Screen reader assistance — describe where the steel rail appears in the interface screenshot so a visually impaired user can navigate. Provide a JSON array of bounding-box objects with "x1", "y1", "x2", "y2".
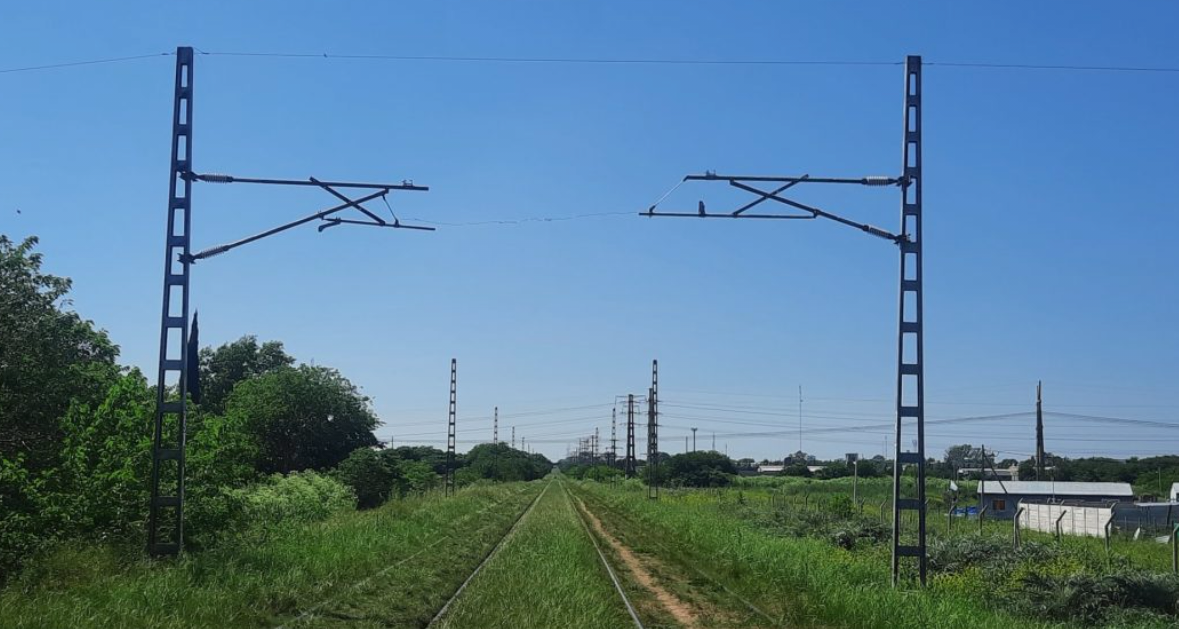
[
  {"x1": 275, "y1": 484, "x2": 535, "y2": 629},
  {"x1": 562, "y1": 482, "x2": 646, "y2": 629},
  {"x1": 426, "y1": 480, "x2": 553, "y2": 628},
  {"x1": 572, "y1": 486, "x2": 780, "y2": 627}
]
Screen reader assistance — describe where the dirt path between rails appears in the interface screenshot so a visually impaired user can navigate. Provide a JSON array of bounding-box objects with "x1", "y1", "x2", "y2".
[{"x1": 574, "y1": 497, "x2": 699, "y2": 628}]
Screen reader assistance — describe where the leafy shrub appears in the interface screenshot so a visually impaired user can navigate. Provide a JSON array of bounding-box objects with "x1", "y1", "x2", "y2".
[
  {"x1": 1014, "y1": 571, "x2": 1179, "y2": 625},
  {"x1": 215, "y1": 471, "x2": 354, "y2": 544}
]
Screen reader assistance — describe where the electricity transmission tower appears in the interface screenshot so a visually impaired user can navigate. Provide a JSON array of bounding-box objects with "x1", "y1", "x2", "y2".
[
  {"x1": 148, "y1": 47, "x2": 431, "y2": 557},
  {"x1": 609, "y1": 408, "x2": 618, "y2": 467},
  {"x1": 626, "y1": 394, "x2": 637, "y2": 477},
  {"x1": 445, "y1": 359, "x2": 457, "y2": 497},
  {"x1": 643, "y1": 57, "x2": 926, "y2": 585}
]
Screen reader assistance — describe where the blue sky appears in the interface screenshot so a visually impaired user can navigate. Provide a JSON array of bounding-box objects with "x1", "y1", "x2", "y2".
[{"x1": 3, "y1": 1, "x2": 1178, "y2": 463}]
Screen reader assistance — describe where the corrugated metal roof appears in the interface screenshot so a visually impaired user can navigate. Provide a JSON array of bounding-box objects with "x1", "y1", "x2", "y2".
[{"x1": 978, "y1": 480, "x2": 1134, "y2": 497}]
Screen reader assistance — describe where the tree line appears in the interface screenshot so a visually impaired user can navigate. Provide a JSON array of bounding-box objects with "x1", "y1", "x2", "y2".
[{"x1": 0, "y1": 235, "x2": 549, "y2": 579}]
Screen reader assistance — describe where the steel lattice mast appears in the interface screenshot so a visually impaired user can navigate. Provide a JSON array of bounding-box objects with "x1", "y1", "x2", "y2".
[
  {"x1": 641, "y1": 57, "x2": 926, "y2": 585},
  {"x1": 148, "y1": 47, "x2": 431, "y2": 556},
  {"x1": 445, "y1": 359, "x2": 457, "y2": 497}
]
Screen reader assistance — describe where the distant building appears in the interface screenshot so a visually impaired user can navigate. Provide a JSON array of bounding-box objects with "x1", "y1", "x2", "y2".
[
  {"x1": 978, "y1": 480, "x2": 1134, "y2": 519},
  {"x1": 756, "y1": 464, "x2": 785, "y2": 475},
  {"x1": 1171, "y1": 482, "x2": 1178, "y2": 502},
  {"x1": 957, "y1": 465, "x2": 1018, "y2": 481}
]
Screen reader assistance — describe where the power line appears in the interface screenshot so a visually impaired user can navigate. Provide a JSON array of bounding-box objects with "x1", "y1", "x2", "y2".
[
  {"x1": 198, "y1": 49, "x2": 901, "y2": 68},
  {"x1": 0, "y1": 52, "x2": 173, "y2": 74},
  {"x1": 403, "y1": 211, "x2": 633, "y2": 227},
  {"x1": 6, "y1": 50, "x2": 1179, "y2": 76}
]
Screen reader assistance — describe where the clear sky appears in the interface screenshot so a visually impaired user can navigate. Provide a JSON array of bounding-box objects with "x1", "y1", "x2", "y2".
[{"x1": 3, "y1": 1, "x2": 1178, "y2": 464}]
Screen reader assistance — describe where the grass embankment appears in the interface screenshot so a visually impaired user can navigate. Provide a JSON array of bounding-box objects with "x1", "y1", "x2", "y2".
[
  {"x1": 437, "y1": 480, "x2": 635, "y2": 629},
  {"x1": 0, "y1": 482, "x2": 541, "y2": 629},
  {"x1": 575, "y1": 481, "x2": 1179, "y2": 629},
  {"x1": 732, "y1": 475, "x2": 1175, "y2": 572}
]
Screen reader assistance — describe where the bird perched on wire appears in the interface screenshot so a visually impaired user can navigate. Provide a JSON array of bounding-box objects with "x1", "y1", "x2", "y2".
[{"x1": 698, "y1": 200, "x2": 706, "y2": 216}]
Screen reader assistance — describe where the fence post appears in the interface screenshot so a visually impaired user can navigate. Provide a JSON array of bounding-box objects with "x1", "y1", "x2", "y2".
[
  {"x1": 879, "y1": 499, "x2": 888, "y2": 524},
  {"x1": 1098, "y1": 515, "x2": 1108, "y2": 555},
  {"x1": 1172, "y1": 523, "x2": 1178, "y2": 574},
  {"x1": 978, "y1": 505, "x2": 988, "y2": 536},
  {"x1": 1055, "y1": 509, "x2": 1068, "y2": 542},
  {"x1": 1014, "y1": 507, "x2": 1025, "y2": 550},
  {"x1": 947, "y1": 499, "x2": 957, "y2": 537}
]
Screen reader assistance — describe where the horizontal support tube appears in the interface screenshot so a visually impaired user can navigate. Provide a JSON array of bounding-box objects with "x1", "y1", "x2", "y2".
[
  {"x1": 685, "y1": 173, "x2": 901, "y2": 186},
  {"x1": 320, "y1": 217, "x2": 436, "y2": 231},
  {"x1": 188, "y1": 172, "x2": 428, "y2": 191},
  {"x1": 641, "y1": 211, "x2": 815, "y2": 220}
]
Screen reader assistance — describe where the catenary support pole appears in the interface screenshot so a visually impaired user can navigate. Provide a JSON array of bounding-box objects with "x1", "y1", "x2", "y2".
[
  {"x1": 445, "y1": 359, "x2": 457, "y2": 497},
  {"x1": 891, "y1": 55, "x2": 927, "y2": 587},
  {"x1": 647, "y1": 360, "x2": 659, "y2": 500},
  {"x1": 1036, "y1": 381, "x2": 1045, "y2": 480},
  {"x1": 148, "y1": 46, "x2": 195, "y2": 557}
]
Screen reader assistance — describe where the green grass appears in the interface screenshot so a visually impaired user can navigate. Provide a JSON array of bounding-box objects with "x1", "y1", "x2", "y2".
[
  {"x1": 0, "y1": 482, "x2": 542, "y2": 629},
  {"x1": 575, "y1": 480, "x2": 1179, "y2": 629},
  {"x1": 437, "y1": 480, "x2": 636, "y2": 629}
]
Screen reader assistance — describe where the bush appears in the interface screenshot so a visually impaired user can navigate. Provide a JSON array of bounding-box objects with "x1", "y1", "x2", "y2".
[
  {"x1": 1015, "y1": 571, "x2": 1179, "y2": 625},
  {"x1": 781, "y1": 463, "x2": 812, "y2": 477},
  {"x1": 220, "y1": 471, "x2": 355, "y2": 542}
]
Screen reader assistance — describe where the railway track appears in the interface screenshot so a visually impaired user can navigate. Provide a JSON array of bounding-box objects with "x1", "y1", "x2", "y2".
[
  {"x1": 425, "y1": 480, "x2": 553, "y2": 628},
  {"x1": 276, "y1": 484, "x2": 538, "y2": 629},
  {"x1": 427, "y1": 478, "x2": 645, "y2": 629},
  {"x1": 561, "y1": 481, "x2": 646, "y2": 629},
  {"x1": 569, "y1": 485, "x2": 781, "y2": 628}
]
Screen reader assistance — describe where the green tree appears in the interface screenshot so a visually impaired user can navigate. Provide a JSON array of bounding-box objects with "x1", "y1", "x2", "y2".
[
  {"x1": 335, "y1": 447, "x2": 400, "y2": 509},
  {"x1": 0, "y1": 236, "x2": 119, "y2": 467},
  {"x1": 0, "y1": 235, "x2": 121, "y2": 575},
  {"x1": 461, "y1": 444, "x2": 551, "y2": 482},
  {"x1": 198, "y1": 336, "x2": 294, "y2": 415},
  {"x1": 663, "y1": 451, "x2": 737, "y2": 487},
  {"x1": 224, "y1": 365, "x2": 379, "y2": 474},
  {"x1": 943, "y1": 444, "x2": 985, "y2": 472},
  {"x1": 395, "y1": 459, "x2": 440, "y2": 493}
]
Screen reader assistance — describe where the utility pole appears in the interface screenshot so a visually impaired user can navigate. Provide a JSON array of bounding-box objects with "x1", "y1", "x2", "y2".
[
  {"x1": 648, "y1": 360, "x2": 660, "y2": 500},
  {"x1": 146, "y1": 48, "x2": 432, "y2": 557},
  {"x1": 493, "y1": 407, "x2": 498, "y2": 445},
  {"x1": 712, "y1": 432, "x2": 716, "y2": 452},
  {"x1": 1035, "y1": 381, "x2": 1045, "y2": 480},
  {"x1": 626, "y1": 394, "x2": 637, "y2": 477},
  {"x1": 685, "y1": 436, "x2": 689, "y2": 453},
  {"x1": 692, "y1": 427, "x2": 698, "y2": 452},
  {"x1": 641, "y1": 57, "x2": 926, "y2": 586},
  {"x1": 512, "y1": 425, "x2": 516, "y2": 449},
  {"x1": 798, "y1": 385, "x2": 804, "y2": 453}
]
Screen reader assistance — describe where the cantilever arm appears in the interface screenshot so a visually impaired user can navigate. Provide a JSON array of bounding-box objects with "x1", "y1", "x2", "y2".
[
  {"x1": 183, "y1": 189, "x2": 392, "y2": 262},
  {"x1": 727, "y1": 181, "x2": 902, "y2": 242},
  {"x1": 642, "y1": 172, "x2": 904, "y2": 244}
]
